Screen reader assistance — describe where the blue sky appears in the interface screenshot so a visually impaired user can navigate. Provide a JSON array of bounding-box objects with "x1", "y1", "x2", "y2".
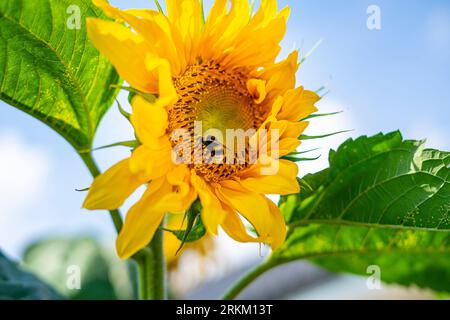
[{"x1": 0, "y1": 0, "x2": 449, "y2": 264}]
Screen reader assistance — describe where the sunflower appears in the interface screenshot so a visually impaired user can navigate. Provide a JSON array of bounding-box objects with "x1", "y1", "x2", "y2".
[{"x1": 83, "y1": 0, "x2": 319, "y2": 259}]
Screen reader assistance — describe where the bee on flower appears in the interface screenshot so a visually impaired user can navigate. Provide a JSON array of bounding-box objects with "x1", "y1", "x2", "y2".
[{"x1": 83, "y1": 0, "x2": 319, "y2": 259}]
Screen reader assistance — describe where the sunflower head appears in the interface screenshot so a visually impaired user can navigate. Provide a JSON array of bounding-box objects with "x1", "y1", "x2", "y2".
[{"x1": 83, "y1": 0, "x2": 319, "y2": 259}]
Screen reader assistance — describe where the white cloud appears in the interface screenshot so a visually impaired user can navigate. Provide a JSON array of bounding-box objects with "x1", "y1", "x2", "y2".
[{"x1": 0, "y1": 130, "x2": 50, "y2": 257}]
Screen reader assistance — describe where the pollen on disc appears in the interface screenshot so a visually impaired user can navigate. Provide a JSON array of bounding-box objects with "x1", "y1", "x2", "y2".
[{"x1": 167, "y1": 61, "x2": 270, "y2": 182}]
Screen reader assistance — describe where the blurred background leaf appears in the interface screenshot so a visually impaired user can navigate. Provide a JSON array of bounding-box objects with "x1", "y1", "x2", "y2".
[
  {"x1": 0, "y1": 250, "x2": 62, "y2": 300},
  {"x1": 0, "y1": 0, "x2": 121, "y2": 152},
  {"x1": 21, "y1": 237, "x2": 138, "y2": 300},
  {"x1": 273, "y1": 131, "x2": 450, "y2": 293}
]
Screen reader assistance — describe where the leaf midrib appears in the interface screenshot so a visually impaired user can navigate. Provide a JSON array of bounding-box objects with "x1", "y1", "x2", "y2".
[
  {"x1": 297, "y1": 147, "x2": 415, "y2": 222},
  {"x1": 288, "y1": 176, "x2": 449, "y2": 232},
  {"x1": 271, "y1": 246, "x2": 450, "y2": 266},
  {"x1": 0, "y1": 9, "x2": 93, "y2": 146},
  {"x1": 336, "y1": 171, "x2": 447, "y2": 223},
  {"x1": 288, "y1": 146, "x2": 449, "y2": 231},
  {"x1": 288, "y1": 218, "x2": 450, "y2": 233}
]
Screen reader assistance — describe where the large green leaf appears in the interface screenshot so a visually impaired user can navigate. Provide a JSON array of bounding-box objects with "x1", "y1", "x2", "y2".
[
  {"x1": 272, "y1": 132, "x2": 450, "y2": 292},
  {"x1": 0, "y1": 0, "x2": 120, "y2": 151},
  {"x1": 272, "y1": 225, "x2": 450, "y2": 292},
  {"x1": 0, "y1": 250, "x2": 62, "y2": 300},
  {"x1": 282, "y1": 131, "x2": 450, "y2": 231}
]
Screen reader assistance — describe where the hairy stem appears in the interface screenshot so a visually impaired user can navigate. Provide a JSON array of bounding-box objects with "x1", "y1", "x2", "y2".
[{"x1": 134, "y1": 227, "x2": 166, "y2": 300}]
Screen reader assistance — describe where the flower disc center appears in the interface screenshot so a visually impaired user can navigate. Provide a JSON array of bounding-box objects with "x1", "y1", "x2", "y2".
[
  {"x1": 168, "y1": 61, "x2": 267, "y2": 181},
  {"x1": 195, "y1": 86, "x2": 254, "y2": 137}
]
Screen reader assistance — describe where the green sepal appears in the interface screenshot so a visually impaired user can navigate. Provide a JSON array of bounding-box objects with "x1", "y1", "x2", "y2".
[
  {"x1": 282, "y1": 155, "x2": 321, "y2": 162},
  {"x1": 92, "y1": 140, "x2": 140, "y2": 151},
  {"x1": 302, "y1": 111, "x2": 343, "y2": 121},
  {"x1": 163, "y1": 200, "x2": 206, "y2": 253},
  {"x1": 299, "y1": 130, "x2": 352, "y2": 140}
]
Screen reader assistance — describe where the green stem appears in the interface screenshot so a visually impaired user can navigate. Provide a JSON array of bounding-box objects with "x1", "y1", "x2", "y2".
[
  {"x1": 79, "y1": 152, "x2": 123, "y2": 232},
  {"x1": 80, "y1": 152, "x2": 166, "y2": 300},
  {"x1": 134, "y1": 227, "x2": 166, "y2": 300},
  {"x1": 222, "y1": 259, "x2": 278, "y2": 300}
]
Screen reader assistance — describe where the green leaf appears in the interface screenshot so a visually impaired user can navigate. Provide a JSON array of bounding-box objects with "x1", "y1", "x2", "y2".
[
  {"x1": 22, "y1": 237, "x2": 138, "y2": 300},
  {"x1": 272, "y1": 131, "x2": 450, "y2": 292},
  {"x1": 283, "y1": 131, "x2": 450, "y2": 231},
  {"x1": 0, "y1": 250, "x2": 63, "y2": 300},
  {"x1": 272, "y1": 225, "x2": 450, "y2": 293},
  {"x1": 0, "y1": 0, "x2": 121, "y2": 152}
]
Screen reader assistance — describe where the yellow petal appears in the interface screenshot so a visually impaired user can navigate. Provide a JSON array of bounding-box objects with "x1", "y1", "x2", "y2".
[
  {"x1": 221, "y1": 209, "x2": 260, "y2": 243},
  {"x1": 83, "y1": 159, "x2": 142, "y2": 210},
  {"x1": 167, "y1": 165, "x2": 198, "y2": 211},
  {"x1": 278, "y1": 138, "x2": 301, "y2": 156},
  {"x1": 117, "y1": 167, "x2": 196, "y2": 259},
  {"x1": 219, "y1": 7, "x2": 288, "y2": 69},
  {"x1": 146, "y1": 58, "x2": 178, "y2": 106},
  {"x1": 167, "y1": 0, "x2": 202, "y2": 39},
  {"x1": 131, "y1": 95, "x2": 168, "y2": 142},
  {"x1": 166, "y1": 0, "x2": 203, "y2": 66},
  {"x1": 281, "y1": 121, "x2": 309, "y2": 155},
  {"x1": 92, "y1": 0, "x2": 121, "y2": 18},
  {"x1": 116, "y1": 178, "x2": 168, "y2": 259},
  {"x1": 201, "y1": 0, "x2": 288, "y2": 70},
  {"x1": 216, "y1": 180, "x2": 272, "y2": 241},
  {"x1": 252, "y1": 0, "x2": 279, "y2": 26},
  {"x1": 129, "y1": 140, "x2": 174, "y2": 181},
  {"x1": 265, "y1": 198, "x2": 287, "y2": 249},
  {"x1": 191, "y1": 172, "x2": 227, "y2": 235},
  {"x1": 277, "y1": 87, "x2": 320, "y2": 121},
  {"x1": 276, "y1": 121, "x2": 309, "y2": 156},
  {"x1": 239, "y1": 159, "x2": 299, "y2": 195},
  {"x1": 86, "y1": 18, "x2": 154, "y2": 92},
  {"x1": 281, "y1": 121, "x2": 309, "y2": 139},
  {"x1": 218, "y1": 180, "x2": 287, "y2": 249},
  {"x1": 163, "y1": 213, "x2": 188, "y2": 265},
  {"x1": 205, "y1": 0, "x2": 227, "y2": 24},
  {"x1": 124, "y1": 9, "x2": 159, "y2": 20},
  {"x1": 259, "y1": 51, "x2": 299, "y2": 102},
  {"x1": 247, "y1": 79, "x2": 267, "y2": 104},
  {"x1": 164, "y1": 230, "x2": 181, "y2": 266},
  {"x1": 93, "y1": 0, "x2": 185, "y2": 71},
  {"x1": 258, "y1": 120, "x2": 309, "y2": 157},
  {"x1": 130, "y1": 59, "x2": 177, "y2": 145}
]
